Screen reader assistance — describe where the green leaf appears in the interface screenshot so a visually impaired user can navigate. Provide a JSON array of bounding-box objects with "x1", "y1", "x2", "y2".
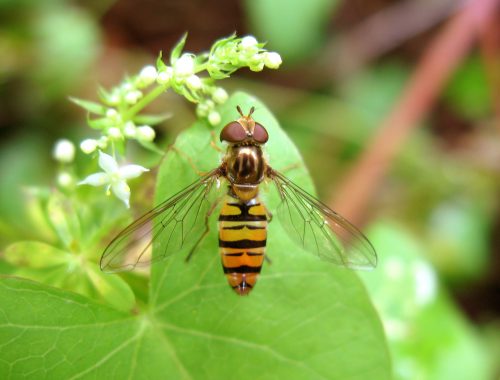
[
  {"x1": 133, "y1": 112, "x2": 172, "y2": 125},
  {"x1": 0, "y1": 92, "x2": 390, "y2": 379},
  {"x1": 69, "y1": 97, "x2": 107, "y2": 115},
  {"x1": 156, "y1": 51, "x2": 167, "y2": 71},
  {"x1": 170, "y1": 32, "x2": 188, "y2": 64},
  {"x1": 0, "y1": 277, "x2": 159, "y2": 379},
  {"x1": 150, "y1": 91, "x2": 391, "y2": 378},
  {"x1": 46, "y1": 193, "x2": 81, "y2": 250}
]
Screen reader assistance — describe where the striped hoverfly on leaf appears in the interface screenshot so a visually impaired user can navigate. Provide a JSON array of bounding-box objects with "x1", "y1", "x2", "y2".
[{"x1": 101, "y1": 106, "x2": 377, "y2": 295}]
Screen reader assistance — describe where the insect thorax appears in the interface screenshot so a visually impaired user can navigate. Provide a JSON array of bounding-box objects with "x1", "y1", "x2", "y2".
[{"x1": 225, "y1": 145, "x2": 265, "y2": 202}]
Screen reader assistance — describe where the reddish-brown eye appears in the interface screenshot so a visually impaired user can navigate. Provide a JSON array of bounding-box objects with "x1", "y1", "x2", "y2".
[
  {"x1": 220, "y1": 121, "x2": 246, "y2": 143},
  {"x1": 253, "y1": 122, "x2": 269, "y2": 143}
]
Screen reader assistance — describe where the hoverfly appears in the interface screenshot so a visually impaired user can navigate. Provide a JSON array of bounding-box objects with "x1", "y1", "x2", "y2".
[{"x1": 101, "y1": 106, "x2": 377, "y2": 295}]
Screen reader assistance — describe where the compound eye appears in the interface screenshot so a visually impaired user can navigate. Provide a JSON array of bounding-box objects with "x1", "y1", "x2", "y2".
[
  {"x1": 253, "y1": 123, "x2": 269, "y2": 143},
  {"x1": 220, "y1": 121, "x2": 246, "y2": 143}
]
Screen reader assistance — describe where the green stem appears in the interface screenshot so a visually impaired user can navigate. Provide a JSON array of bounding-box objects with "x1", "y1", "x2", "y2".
[{"x1": 124, "y1": 85, "x2": 168, "y2": 120}]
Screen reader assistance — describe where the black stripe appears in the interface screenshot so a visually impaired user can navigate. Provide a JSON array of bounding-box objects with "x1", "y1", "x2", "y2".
[
  {"x1": 219, "y1": 239, "x2": 266, "y2": 249},
  {"x1": 224, "y1": 265, "x2": 262, "y2": 274},
  {"x1": 223, "y1": 251, "x2": 264, "y2": 257},
  {"x1": 221, "y1": 225, "x2": 265, "y2": 230},
  {"x1": 218, "y1": 214, "x2": 266, "y2": 222},
  {"x1": 218, "y1": 202, "x2": 266, "y2": 222}
]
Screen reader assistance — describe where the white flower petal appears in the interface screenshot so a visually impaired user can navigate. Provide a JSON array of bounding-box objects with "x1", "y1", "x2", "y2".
[
  {"x1": 98, "y1": 151, "x2": 118, "y2": 173},
  {"x1": 118, "y1": 165, "x2": 149, "y2": 180},
  {"x1": 78, "y1": 173, "x2": 109, "y2": 186},
  {"x1": 112, "y1": 181, "x2": 131, "y2": 208}
]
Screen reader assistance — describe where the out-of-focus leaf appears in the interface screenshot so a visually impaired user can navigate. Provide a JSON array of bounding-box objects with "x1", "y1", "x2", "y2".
[
  {"x1": 361, "y1": 221, "x2": 492, "y2": 380},
  {"x1": 4, "y1": 241, "x2": 69, "y2": 268},
  {"x1": 444, "y1": 55, "x2": 492, "y2": 120},
  {"x1": 46, "y1": 193, "x2": 81, "y2": 250},
  {"x1": 426, "y1": 200, "x2": 491, "y2": 283},
  {"x1": 244, "y1": 0, "x2": 339, "y2": 62},
  {"x1": 170, "y1": 33, "x2": 188, "y2": 64},
  {"x1": 133, "y1": 113, "x2": 172, "y2": 125},
  {"x1": 69, "y1": 97, "x2": 107, "y2": 115}
]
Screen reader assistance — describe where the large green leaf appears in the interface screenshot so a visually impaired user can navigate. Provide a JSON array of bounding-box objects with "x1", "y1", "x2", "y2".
[
  {"x1": 0, "y1": 92, "x2": 390, "y2": 379},
  {"x1": 150, "y1": 92, "x2": 390, "y2": 378}
]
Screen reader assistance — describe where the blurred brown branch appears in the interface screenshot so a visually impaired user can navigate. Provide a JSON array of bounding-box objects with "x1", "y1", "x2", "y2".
[
  {"x1": 330, "y1": 0, "x2": 500, "y2": 225},
  {"x1": 331, "y1": 0, "x2": 465, "y2": 77},
  {"x1": 479, "y1": 10, "x2": 500, "y2": 117}
]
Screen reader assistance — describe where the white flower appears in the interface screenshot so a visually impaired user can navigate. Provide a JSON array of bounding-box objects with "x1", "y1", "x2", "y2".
[
  {"x1": 208, "y1": 111, "x2": 221, "y2": 126},
  {"x1": 78, "y1": 151, "x2": 149, "y2": 208},
  {"x1": 80, "y1": 139, "x2": 98, "y2": 154},
  {"x1": 53, "y1": 139, "x2": 75, "y2": 163},
  {"x1": 137, "y1": 125, "x2": 156, "y2": 141},
  {"x1": 138, "y1": 65, "x2": 158, "y2": 86},
  {"x1": 174, "y1": 54, "x2": 195, "y2": 78},
  {"x1": 212, "y1": 87, "x2": 228, "y2": 104},
  {"x1": 264, "y1": 52, "x2": 282, "y2": 69}
]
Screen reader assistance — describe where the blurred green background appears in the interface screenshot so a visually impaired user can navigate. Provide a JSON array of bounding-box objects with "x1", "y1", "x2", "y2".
[{"x1": 1, "y1": 0, "x2": 499, "y2": 379}]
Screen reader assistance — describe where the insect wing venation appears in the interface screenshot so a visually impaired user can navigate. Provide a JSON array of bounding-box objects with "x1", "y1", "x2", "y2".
[
  {"x1": 268, "y1": 168, "x2": 377, "y2": 270},
  {"x1": 100, "y1": 169, "x2": 223, "y2": 272}
]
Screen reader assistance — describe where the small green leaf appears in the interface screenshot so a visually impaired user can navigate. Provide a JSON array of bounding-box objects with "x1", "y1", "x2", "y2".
[
  {"x1": 46, "y1": 193, "x2": 81, "y2": 250},
  {"x1": 133, "y1": 112, "x2": 172, "y2": 125},
  {"x1": 85, "y1": 263, "x2": 136, "y2": 311},
  {"x1": 4, "y1": 241, "x2": 69, "y2": 268},
  {"x1": 170, "y1": 32, "x2": 188, "y2": 64},
  {"x1": 136, "y1": 139, "x2": 165, "y2": 155},
  {"x1": 156, "y1": 51, "x2": 167, "y2": 71},
  {"x1": 69, "y1": 97, "x2": 107, "y2": 115},
  {"x1": 87, "y1": 115, "x2": 112, "y2": 130}
]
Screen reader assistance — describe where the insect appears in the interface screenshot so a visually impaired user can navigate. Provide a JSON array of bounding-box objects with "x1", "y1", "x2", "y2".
[{"x1": 101, "y1": 106, "x2": 377, "y2": 295}]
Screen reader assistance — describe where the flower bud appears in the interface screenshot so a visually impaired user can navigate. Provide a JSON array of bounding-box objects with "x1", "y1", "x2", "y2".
[
  {"x1": 124, "y1": 121, "x2": 137, "y2": 138},
  {"x1": 264, "y1": 52, "x2": 282, "y2": 69},
  {"x1": 108, "y1": 127, "x2": 122, "y2": 139},
  {"x1": 137, "y1": 125, "x2": 156, "y2": 141},
  {"x1": 124, "y1": 90, "x2": 142, "y2": 104},
  {"x1": 212, "y1": 87, "x2": 228, "y2": 104},
  {"x1": 138, "y1": 65, "x2": 157, "y2": 86},
  {"x1": 53, "y1": 139, "x2": 75, "y2": 163},
  {"x1": 57, "y1": 172, "x2": 73, "y2": 188},
  {"x1": 174, "y1": 54, "x2": 195, "y2": 78},
  {"x1": 157, "y1": 67, "x2": 173, "y2": 85},
  {"x1": 196, "y1": 103, "x2": 210, "y2": 118},
  {"x1": 186, "y1": 75, "x2": 203, "y2": 90},
  {"x1": 240, "y1": 36, "x2": 258, "y2": 49},
  {"x1": 80, "y1": 139, "x2": 98, "y2": 154},
  {"x1": 208, "y1": 111, "x2": 221, "y2": 126}
]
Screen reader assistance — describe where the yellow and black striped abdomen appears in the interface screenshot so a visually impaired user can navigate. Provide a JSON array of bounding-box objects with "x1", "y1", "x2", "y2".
[{"x1": 218, "y1": 196, "x2": 267, "y2": 295}]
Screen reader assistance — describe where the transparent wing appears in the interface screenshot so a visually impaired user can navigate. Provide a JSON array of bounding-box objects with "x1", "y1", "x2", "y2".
[
  {"x1": 101, "y1": 168, "x2": 223, "y2": 273},
  {"x1": 268, "y1": 168, "x2": 377, "y2": 269}
]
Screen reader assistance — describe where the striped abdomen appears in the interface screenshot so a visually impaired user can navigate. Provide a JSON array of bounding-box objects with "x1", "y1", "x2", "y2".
[{"x1": 218, "y1": 195, "x2": 267, "y2": 295}]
